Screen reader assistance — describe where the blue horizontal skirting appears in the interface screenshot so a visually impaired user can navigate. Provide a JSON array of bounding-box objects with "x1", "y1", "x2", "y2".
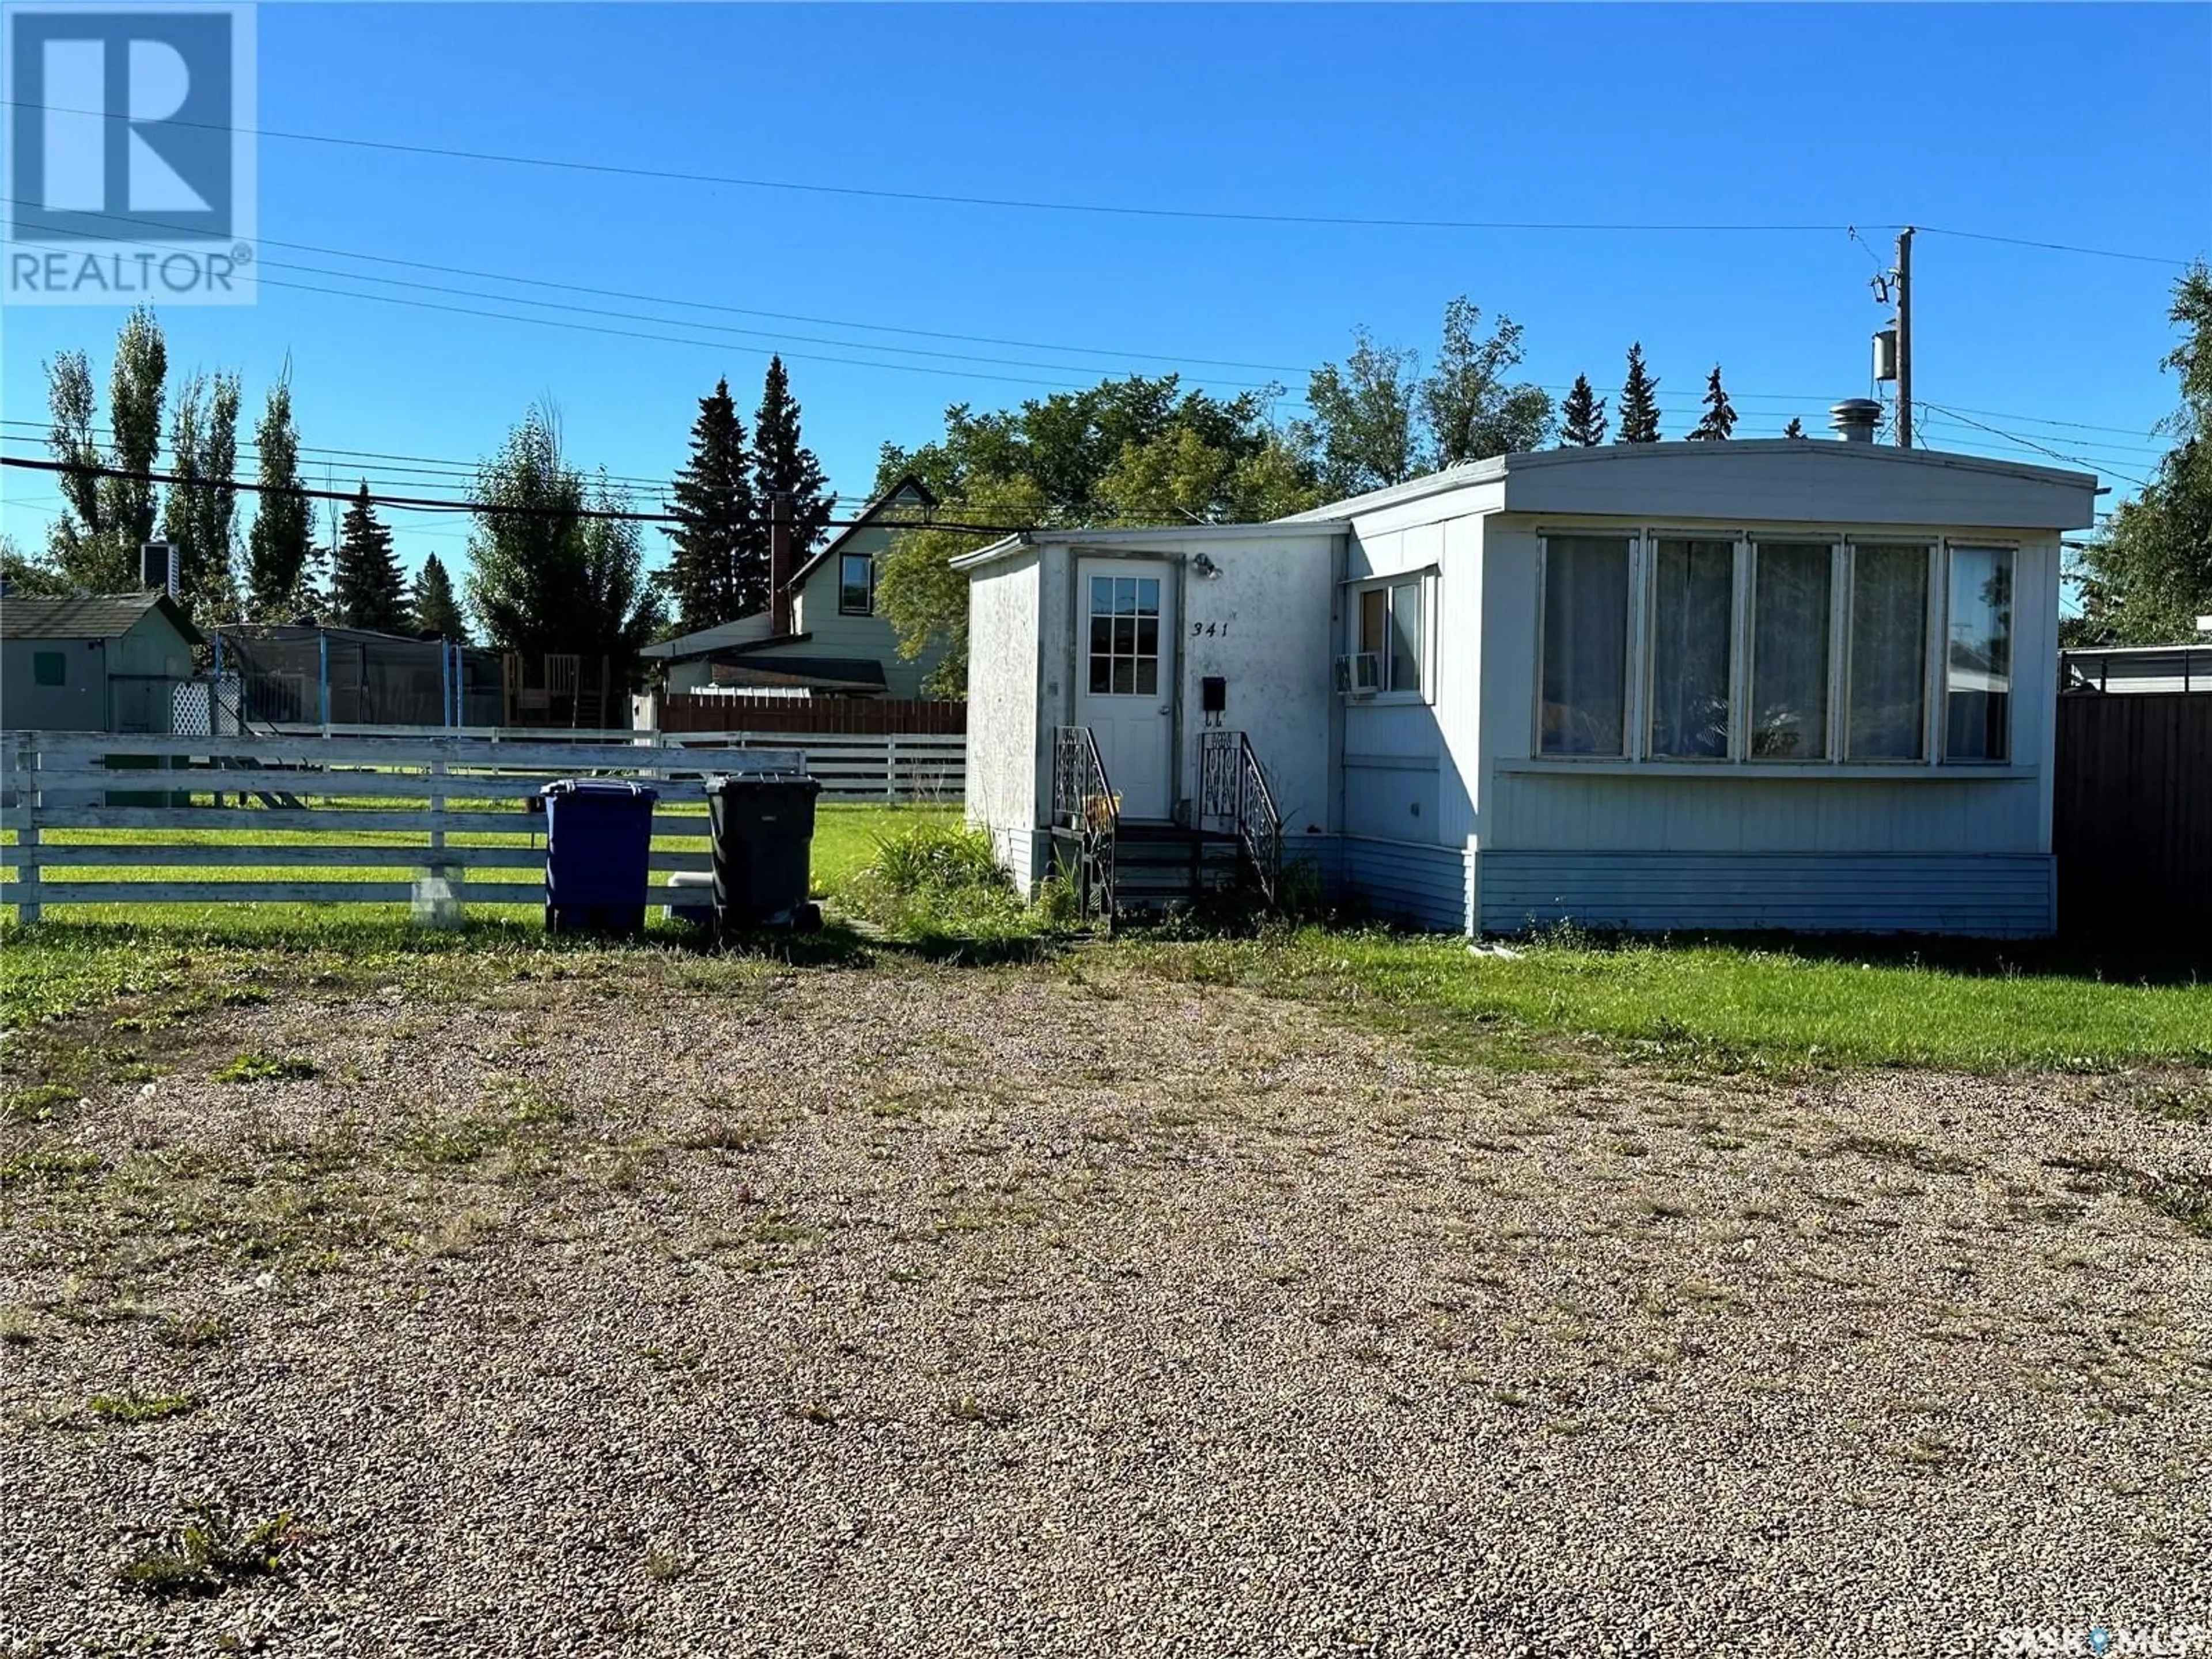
[
  {"x1": 1477, "y1": 851, "x2": 2056, "y2": 938},
  {"x1": 1333, "y1": 836, "x2": 1469, "y2": 932}
]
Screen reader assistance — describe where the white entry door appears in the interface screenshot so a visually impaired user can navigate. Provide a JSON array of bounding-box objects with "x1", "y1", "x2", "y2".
[{"x1": 1075, "y1": 560, "x2": 1176, "y2": 820}]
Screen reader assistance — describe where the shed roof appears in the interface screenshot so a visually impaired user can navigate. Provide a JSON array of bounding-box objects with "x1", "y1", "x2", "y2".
[{"x1": 0, "y1": 591, "x2": 203, "y2": 646}]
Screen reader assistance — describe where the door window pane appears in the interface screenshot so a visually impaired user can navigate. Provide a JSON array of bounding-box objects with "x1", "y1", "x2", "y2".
[
  {"x1": 1540, "y1": 536, "x2": 1630, "y2": 756},
  {"x1": 1847, "y1": 545, "x2": 1929, "y2": 760},
  {"x1": 1389, "y1": 579, "x2": 1422, "y2": 694},
  {"x1": 1946, "y1": 546, "x2": 2013, "y2": 761},
  {"x1": 1648, "y1": 538, "x2": 1734, "y2": 759},
  {"x1": 1750, "y1": 542, "x2": 1832, "y2": 760},
  {"x1": 1086, "y1": 569, "x2": 1162, "y2": 699}
]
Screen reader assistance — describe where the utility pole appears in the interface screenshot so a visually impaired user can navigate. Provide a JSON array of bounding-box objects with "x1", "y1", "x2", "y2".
[{"x1": 1895, "y1": 226, "x2": 1915, "y2": 449}]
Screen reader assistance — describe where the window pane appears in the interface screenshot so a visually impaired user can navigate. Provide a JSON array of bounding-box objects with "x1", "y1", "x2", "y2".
[
  {"x1": 1089, "y1": 657, "x2": 1111, "y2": 694},
  {"x1": 1648, "y1": 538, "x2": 1734, "y2": 759},
  {"x1": 1389, "y1": 580, "x2": 1422, "y2": 694},
  {"x1": 1359, "y1": 588, "x2": 1388, "y2": 656},
  {"x1": 840, "y1": 555, "x2": 873, "y2": 614},
  {"x1": 1847, "y1": 545, "x2": 1929, "y2": 760},
  {"x1": 1540, "y1": 536, "x2": 1630, "y2": 756},
  {"x1": 1113, "y1": 617, "x2": 1135, "y2": 655},
  {"x1": 1135, "y1": 616, "x2": 1158, "y2": 658},
  {"x1": 1946, "y1": 546, "x2": 2013, "y2": 762},
  {"x1": 1089, "y1": 616, "x2": 1112, "y2": 656},
  {"x1": 1111, "y1": 659, "x2": 1134, "y2": 694},
  {"x1": 1135, "y1": 658, "x2": 1158, "y2": 696},
  {"x1": 1090, "y1": 577, "x2": 1112, "y2": 612},
  {"x1": 1135, "y1": 578, "x2": 1159, "y2": 616},
  {"x1": 1750, "y1": 543, "x2": 1831, "y2": 760},
  {"x1": 1114, "y1": 578, "x2": 1136, "y2": 615}
]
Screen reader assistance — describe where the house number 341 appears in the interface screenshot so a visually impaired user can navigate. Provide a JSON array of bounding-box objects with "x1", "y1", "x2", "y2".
[{"x1": 1190, "y1": 621, "x2": 1229, "y2": 637}]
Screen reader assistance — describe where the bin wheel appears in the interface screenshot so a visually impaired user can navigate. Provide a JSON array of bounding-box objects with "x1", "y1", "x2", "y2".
[
  {"x1": 794, "y1": 902, "x2": 824, "y2": 933},
  {"x1": 544, "y1": 902, "x2": 557, "y2": 934}
]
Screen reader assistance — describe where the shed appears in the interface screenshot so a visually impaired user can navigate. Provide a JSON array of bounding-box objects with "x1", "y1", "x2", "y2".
[
  {"x1": 0, "y1": 591, "x2": 203, "y2": 732},
  {"x1": 960, "y1": 435, "x2": 2100, "y2": 937}
]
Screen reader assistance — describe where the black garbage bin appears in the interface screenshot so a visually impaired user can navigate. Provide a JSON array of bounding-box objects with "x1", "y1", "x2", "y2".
[
  {"x1": 705, "y1": 772, "x2": 822, "y2": 931},
  {"x1": 539, "y1": 778, "x2": 658, "y2": 934}
]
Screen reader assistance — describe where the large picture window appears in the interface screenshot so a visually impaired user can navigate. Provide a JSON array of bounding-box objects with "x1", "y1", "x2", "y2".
[
  {"x1": 1535, "y1": 530, "x2": 2016, "y2": 771},
  {"x1": 1847, "y1": 544, "x2": 1929, "y2": 761},
  {"x1": 1540, "y1": 536, "x2": 1631, "y2": 755},
  {"x1": 1945, "y1": 546, "x2": 2013, "y2": 762},
  {"x1": 1647, "y1": 537, "x2": 1735, "y2": 759},
  {"x1": 1750, "y1": 541, "x2": 1832, "y2": 760}
]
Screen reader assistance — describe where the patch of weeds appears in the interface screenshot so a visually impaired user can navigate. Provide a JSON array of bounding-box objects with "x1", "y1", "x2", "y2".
[
  {"x1": 1, "y1": 1145, "x2": 105, "y2": 1189},
  {"x1": 1833, "y1": 1134, "x2": 1976, "y2": 1177},
  {"x1": 0, "y1": 1305, "x2": 38, "y2": 1345},
  {"x1": 158, "y1": 1312, "x2": 232, "y2": 1351},
  {"x1": 1900, "y1": 1434, "x2": 1955, "y2": 1470},
  {"x1": 1490, "y1": 1385, "x2": 1531, "y2": 1408},
  {"x1": 950, "y1": 1392, "x2": 1015, "y2": 1426},
  {"x1": 117, "y1": 1506, "x2": 296, "y2": 1599},
  {"x1": 645, "y1": 1543, "x2": 693, "y2": 1583},
  {"x1": 3, "y1": 1082, "x2": 81, "y2": 1123},
  {"x1": 795, "y1": 1401, "x2": 838, "y2": 1426},
  {"x1": 89, "y1": 1392, "x2": 198, "y2": 1425},
  {"x1": 2140, "y1": 1172, "x2": 2212, "y2": 1237},
  {"x1": 213, "y1": 1053, "x2": 318, "y2": 1085},
  {"x1": 218, "y1": 986, "x2": 272, "y2": 1009},
  {"x1": 679, "y1": 1117, "x2": 774, "y2": 1153},
  {"x1": 2143, "y1": 1087, "x2": 2212, "y2": 1126}
]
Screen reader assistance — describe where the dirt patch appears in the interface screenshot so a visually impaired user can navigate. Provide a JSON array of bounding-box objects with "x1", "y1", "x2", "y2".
[{"x1": 3, "y1": 955, "x2": 2207, "y2": 1653}]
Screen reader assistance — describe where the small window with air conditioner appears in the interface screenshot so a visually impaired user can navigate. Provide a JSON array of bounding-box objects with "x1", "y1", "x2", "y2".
[{"x1": 1341, "y1": 577, "x2": 1428, "y2": 701}]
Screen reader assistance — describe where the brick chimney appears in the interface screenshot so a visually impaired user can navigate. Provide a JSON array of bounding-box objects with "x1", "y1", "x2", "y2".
[{"x1": 768, "y1": 493, "x2": 793, "y2": 635}]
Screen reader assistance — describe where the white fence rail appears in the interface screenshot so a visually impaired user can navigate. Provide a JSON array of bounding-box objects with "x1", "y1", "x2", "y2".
[{"x1": 1, "y1": 731, "x2": 830, "y2": 923}]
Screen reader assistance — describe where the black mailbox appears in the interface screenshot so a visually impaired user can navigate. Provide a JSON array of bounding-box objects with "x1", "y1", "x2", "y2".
[{"x1": 1200, "y1": 676, "x2": 1227, "y2": 714}]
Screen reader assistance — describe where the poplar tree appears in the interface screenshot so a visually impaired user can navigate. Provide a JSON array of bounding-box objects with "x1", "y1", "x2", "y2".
[{"x1": 245, "y1": 378, "x2": 313, "y2": 618}]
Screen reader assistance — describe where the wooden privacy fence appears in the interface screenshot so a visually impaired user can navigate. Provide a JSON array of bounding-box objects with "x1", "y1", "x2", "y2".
[
  {"x1": 657, "y1": 730, "x2": 964, "y2": 799},
  {"x1": 1, "y1": 732, "x2": 813, "y2": 922},
  {"x1": 2052, "y1": 691, "x2": 2212, "y2": 937},
  {"x1": 655, "y1": 694, "x2": 968, "y2": 736}
]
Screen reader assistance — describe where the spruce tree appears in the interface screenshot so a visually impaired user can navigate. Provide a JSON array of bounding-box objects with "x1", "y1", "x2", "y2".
[
  {"x1": 664, "y1": 378, "x2": 760, "y2": 630},
  {"x1": 410, "y1": 553, "x2": 467, "y2": 641},
  {"x1": 1617, "y1": 343, "x2": 1662, "y2": 444},
  {"x1": 1783, "y1": 416, "x2": 1807, "y2": 439},
  {"x1": 1559, "y1": 373, "x2": 1608, "y2": 447},
  {"x1": 1688, "y1": 365, "x2": 1737, "y2": 441},
  {"x1": 329, "y1": 482, "x2": 407, "y2": 631},
  {"x1": 752, "y1": 355, "x2": 834, "y2": 556}
]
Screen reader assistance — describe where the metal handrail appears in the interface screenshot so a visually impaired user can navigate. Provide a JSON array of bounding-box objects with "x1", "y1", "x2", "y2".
[
  {"x1": 1052, "y1": 726, "x2": 1117, "y2": 927},
  {"x1": 1199, "y1": 729, "x2": 1283, "y2": 904}
]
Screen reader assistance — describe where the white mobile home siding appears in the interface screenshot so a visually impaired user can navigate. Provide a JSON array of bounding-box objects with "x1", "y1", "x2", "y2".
[{"x1": 964, "y1": 550, "x2": 1046, "y2": 885}]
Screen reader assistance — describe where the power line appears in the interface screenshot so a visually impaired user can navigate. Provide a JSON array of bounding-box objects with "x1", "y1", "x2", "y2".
[
  {"x1": 0, "y1": 454, "x2": 1036, "y2": 532},
  {"x1": 0, "y1": 101, "x2": 1888, "y2": 237},
  {"x1": 1916, "y1": 400, "x2": 2154, "y2": 488},
  {"x1": 1916, "y1": 225, "x2": 2199, "y2": 270}
]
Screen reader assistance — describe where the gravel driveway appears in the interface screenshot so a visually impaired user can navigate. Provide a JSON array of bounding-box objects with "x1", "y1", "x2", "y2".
[{"x1": 2, "y1": 950, "x2": 2207, "y2": 1656}]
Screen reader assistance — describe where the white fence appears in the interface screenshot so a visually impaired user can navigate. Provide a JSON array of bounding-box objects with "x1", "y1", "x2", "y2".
[{"x1": 0, "y1": 731, "x2": 832, "y2": 923}]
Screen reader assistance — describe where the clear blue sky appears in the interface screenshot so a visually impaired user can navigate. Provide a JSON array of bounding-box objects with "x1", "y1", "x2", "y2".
[{"x1": 3, "y1": 2, "x2": 2207, "y2": 579}]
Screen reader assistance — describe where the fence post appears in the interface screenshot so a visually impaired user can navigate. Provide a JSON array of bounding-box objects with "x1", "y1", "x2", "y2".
[
  {"x1": 14, "y1": 743, "x2": 41, "y2": 925},
  {"x1": 885, "y1": 733, "x2": 900, "y2": 801}
]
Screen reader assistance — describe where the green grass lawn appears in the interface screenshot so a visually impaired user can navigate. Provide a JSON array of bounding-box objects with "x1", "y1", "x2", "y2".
[
  {"x1": 1, "y1": 801, "x2": 955, "y2": 930},
  {"x1": 1124, "y1": 928, "x2": 2212, "y2": 1073}
]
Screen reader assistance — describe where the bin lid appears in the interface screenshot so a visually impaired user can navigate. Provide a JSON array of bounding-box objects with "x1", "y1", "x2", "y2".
[
  {"x1": 539, "y1": 778, "x2": 660, "y2": 800},
  {"x1": 704, "y1": 771, "x2": 819, "y2": 794}
]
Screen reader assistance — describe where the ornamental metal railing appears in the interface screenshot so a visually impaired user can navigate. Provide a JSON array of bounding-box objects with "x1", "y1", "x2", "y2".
[
  {"x1": 1198, "y1": 728, "x2": 1283, "y2": 904},
  {"x1": 1051, "y1": 725, "x2": 1118, "y2": 929}
]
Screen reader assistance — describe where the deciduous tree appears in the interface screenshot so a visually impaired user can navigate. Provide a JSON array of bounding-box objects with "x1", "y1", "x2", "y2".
[
  {"x1": 43, "y1": 306, "x2": 168, "y2": 591},
  {"x1": 1421, "y1": 297, "x2": 1552, "y2": 464},
  {"x1": 245, "y1": 378, "x2": 313, "y2": 618},
  {"x1": 161, "y1": 370, "x2": 242, "y2": 618}
]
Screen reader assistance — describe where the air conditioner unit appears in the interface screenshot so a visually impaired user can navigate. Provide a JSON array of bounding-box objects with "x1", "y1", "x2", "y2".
[{"x1": 1334, "y1": 652, "x2": 1381, "y2": 697}]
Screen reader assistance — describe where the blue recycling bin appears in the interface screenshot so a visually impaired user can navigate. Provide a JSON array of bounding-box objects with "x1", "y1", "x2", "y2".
[{"x1": 538, "y1": 779, "x2": 658, "y2": 934}]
